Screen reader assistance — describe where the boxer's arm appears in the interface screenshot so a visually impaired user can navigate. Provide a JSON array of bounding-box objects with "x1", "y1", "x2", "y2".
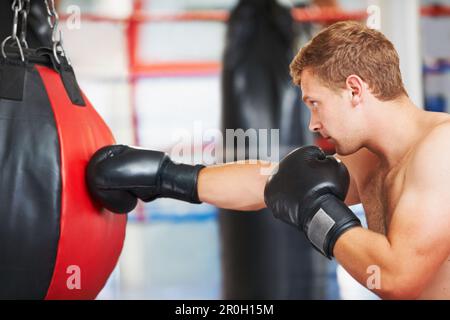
[
  {"x1": 197, "y1": 161, "x2": 274, "y2": 211},
  {"x1": 198, "y1": 147, "x2": 370, "y2": 212},
  {"x1": 333, "y1": 127, "x2": 450, "y2": 299}
]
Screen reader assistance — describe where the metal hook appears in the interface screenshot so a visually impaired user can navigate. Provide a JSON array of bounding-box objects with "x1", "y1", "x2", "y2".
[
  {"x1": 1, "y1": 36, "x2": 25, "y2": 62},
  {"x1": 52, "y1": 30, "x2": 71, "y2": 66}
]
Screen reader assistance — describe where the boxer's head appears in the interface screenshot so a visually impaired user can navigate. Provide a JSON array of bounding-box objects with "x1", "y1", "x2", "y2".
[{"x1": 290, "y1": 21, "x2": 407, "y2": 155}]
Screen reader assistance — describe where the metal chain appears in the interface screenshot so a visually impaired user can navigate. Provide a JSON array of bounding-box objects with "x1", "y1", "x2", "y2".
[
  {"x1": 2, "y1": 0, "x2": 70, "y2": 64},
  {"x1": 1, "y1": 0, "x2": 25, "y2": 61},
  {"x1": 19, "y1": 0, "x2": 31, "y2": 49},
  {"x1": 44, "y1": 0, "x2": 70, "y2": 65},
  {"x1": 44, "y1": 0, "x2": 58, "y2": 38}
]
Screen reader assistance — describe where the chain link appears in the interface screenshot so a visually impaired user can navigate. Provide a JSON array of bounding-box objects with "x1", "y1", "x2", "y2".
[
  {"x1": 44, "y1": 0, "x2": 70, "y2": 65},
  {"x1": 1, "y1": 0, "x2": 25, "y2": 61},
  {"x1": 11, "y1": 0, "x2": 23, "y2": 12},
  {"x1": 2, "y1": 0, "x2": 70, "y2": 64},
  {"x1": 19, "y1": 0, "x2": 31, "y2": 49}
]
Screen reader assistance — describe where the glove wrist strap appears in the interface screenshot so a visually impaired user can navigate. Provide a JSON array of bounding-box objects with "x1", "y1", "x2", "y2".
[
  {"x1": 306, "y1": 194, "x2": 361, "y2": 259},
  {"x1": 161, "y1": 161, "x2": 205, "y2": 204}
]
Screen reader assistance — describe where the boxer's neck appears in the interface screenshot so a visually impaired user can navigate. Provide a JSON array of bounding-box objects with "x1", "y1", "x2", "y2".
[{"x1": 364, "y1": 96, "x2": 428, "y2": 169}]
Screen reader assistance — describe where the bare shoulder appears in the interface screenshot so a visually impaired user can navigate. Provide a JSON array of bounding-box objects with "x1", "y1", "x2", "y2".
[
  {"x1": 396, "y1": 119, "x2": 450, "y2": 248},
  {"x1": 423, "y1": 119, "x2": 450, "y2": 143},
  {"x1": 413, "y1": 120, "x2": 450, "y2": 160},
  {"x1": 408, "y1": 120, "x2": 450, "y2": 184}
]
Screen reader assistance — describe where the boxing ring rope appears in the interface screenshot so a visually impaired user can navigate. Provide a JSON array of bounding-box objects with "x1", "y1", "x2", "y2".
[
  {"x1": 60, "y1": 4, "x2": 450, "y2": 78},
  {"x1": 59, "y1": 4, "x2": 450, "y2": 26}
]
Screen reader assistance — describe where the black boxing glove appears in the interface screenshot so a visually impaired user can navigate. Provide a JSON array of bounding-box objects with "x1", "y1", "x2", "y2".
[
  {"x1": 264, "y1": 146, "x2": 361, "y2": 258},
  {"x1": 86, "y1": 145, "x2": 205, "y2": 214}
]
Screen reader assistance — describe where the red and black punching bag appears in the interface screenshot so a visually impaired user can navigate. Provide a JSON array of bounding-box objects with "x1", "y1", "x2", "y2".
[{"x1": 0, "y1": 3, "x2": 126, "y2": 300}]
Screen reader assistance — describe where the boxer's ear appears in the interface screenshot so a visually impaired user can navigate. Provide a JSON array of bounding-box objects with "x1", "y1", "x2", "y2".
[{"x1": 346, "y1": 75, "x2": 364, "y2": 106}]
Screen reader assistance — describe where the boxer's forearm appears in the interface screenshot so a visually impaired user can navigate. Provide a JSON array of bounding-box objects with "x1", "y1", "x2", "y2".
[
  {"x1": 334, "y1": 228, "x2": 427, "y2": 299},
  {"x1": 197, "y1": 161, "x2": 273, "y2": 211}
]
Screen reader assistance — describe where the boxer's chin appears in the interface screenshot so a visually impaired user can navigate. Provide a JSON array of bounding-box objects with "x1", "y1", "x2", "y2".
[
  {"x1": 335, "y1": 141, "x2": 359, "y2": 156},
  {"x1": 333, "y1": 140, "x2": 346, "y2": 155}
]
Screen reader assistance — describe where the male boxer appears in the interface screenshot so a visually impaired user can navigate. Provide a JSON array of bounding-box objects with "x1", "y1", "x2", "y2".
[{"x1": 87, "y1": 21, "x2": 450, "y2": 299}]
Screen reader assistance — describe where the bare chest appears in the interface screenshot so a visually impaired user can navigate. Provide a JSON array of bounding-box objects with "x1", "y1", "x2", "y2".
[{"x1": 358, "y1": 166, "x2": 406, "y2": 234}]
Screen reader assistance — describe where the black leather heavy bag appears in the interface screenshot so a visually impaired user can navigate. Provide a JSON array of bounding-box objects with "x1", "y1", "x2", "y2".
[{"x1": 220, "y1": 0, "x2": 328, "y2": 299}]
